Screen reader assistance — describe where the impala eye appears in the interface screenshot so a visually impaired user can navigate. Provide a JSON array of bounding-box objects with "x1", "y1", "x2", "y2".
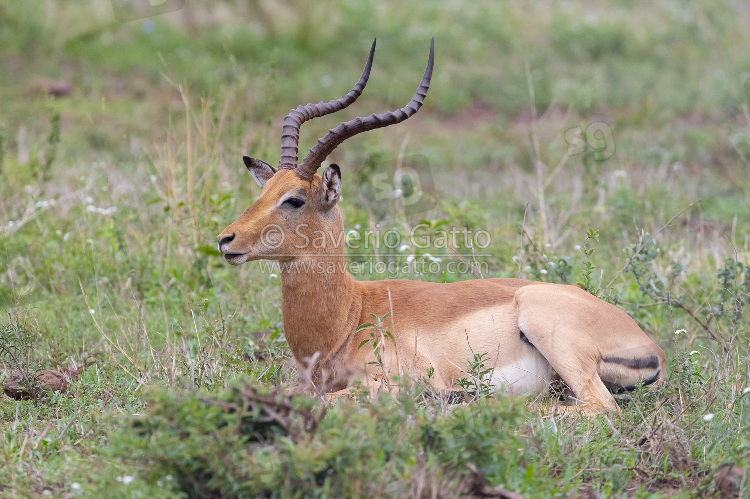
[{"x1": 284, "y1": 197, "x2": 305, "y2": 208}]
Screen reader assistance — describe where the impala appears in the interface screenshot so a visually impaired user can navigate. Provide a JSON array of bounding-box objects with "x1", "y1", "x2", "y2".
[{"x1": 218, "y1": 39, "x2": 666, "y2": 413}]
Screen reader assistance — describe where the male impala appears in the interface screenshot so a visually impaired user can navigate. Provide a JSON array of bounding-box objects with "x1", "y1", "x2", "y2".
[{"x1": 218, "y1": 39, "x2": 666, "y2": 413}]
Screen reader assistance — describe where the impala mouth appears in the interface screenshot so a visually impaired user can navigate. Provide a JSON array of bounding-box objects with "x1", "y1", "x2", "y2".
[{"x1": 223, "y1": 252, "x2": 248, "y2": 265}]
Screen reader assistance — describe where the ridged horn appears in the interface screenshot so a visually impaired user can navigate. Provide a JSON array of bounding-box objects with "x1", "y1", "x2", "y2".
[
  {"x1": 278, "y1": 39, "x2": 377, "y2": 169},
  {"x1": 294, "y1": 37, "x2": 434, "y2": 181}
]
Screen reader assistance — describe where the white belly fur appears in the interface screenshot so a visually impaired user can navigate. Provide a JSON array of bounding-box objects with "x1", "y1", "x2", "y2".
[
  {"x1": 425, "y1": 306, "x2": 552, "y2": 396},
  {"x1": 489, "y1": 346, "x2": 551, "y2": 396}
]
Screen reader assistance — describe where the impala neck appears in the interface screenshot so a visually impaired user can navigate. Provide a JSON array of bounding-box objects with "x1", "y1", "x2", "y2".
[{"x1": 278, "y1": 211, "x2": 360, "y2": 364}]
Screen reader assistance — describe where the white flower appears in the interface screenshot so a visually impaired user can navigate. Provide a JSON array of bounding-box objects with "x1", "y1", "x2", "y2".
[
  {"x1": 540, "y1": 269, "x2": 548, "y2": 275},
  {"x1": 703, "y1": 413, "x2": 714, "y2": 421},
  {"x1": 674, "y1": 329, "x2": 686, "y2": 336},
  {"x1": 391, "y1": 189, "x2": 403, "y2": 199},
  {"x1": 689, "y1": 350, "x2": 699, "y2": 356},
  {"x1": 742, "y1": 387, "x2": 750, "y2": 395},
  {"x1": 268, "y1": 273, "x2": 278, "y2": 279},
  {"x1": 406, "y1": 254, "x2": 415, "y2": 264},
  {"x1": 398, "y1": 244, "x2": 410, "y2": 252},
  {"x1": 84, "y1": 197, "x2": 93, "y2": 204},
  {"x1": 89, "y1": 309, "x2": 95, "y2": 315},
  {"x1": 117, "y1": 476, "x2": 134, "y2": 484},
  {"x1": 64, "y1": 232, "x2": 71, "y2": 241},
  {"x1": 574, "y1": 245, "x2": 581, "y2": 250},
  {"x1": 512, "y1": 256, "x2": 521, "y2": 262},
  {"x1": 544, "y1": 243, "x2": 551, "y2": 248},
  {"x1": 71, "y1": 483, "x2": 81, "y2": 490},
  {"x1": 424, "y1": 253, "x2": 441, "y2": 263}
]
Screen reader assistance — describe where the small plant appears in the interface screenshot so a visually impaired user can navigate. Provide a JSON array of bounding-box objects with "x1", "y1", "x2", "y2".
[
  {"x1": 0, "y1": 313, "x2": 43, "y2": 399},
  {"x1": 41, "y1": 110, "x2": 60, "y2": 182},
  {"x1": 577, "y1": 227, "x2": 600, "y2": 295},
  {"x1": 357, "y1": 312, "x2": 396, "y2": 383},
  {"x1": 623, "y1": 234, "x2": 748, "y2": 353},
  {"x1": 457, "y1": 352, "x2": 494, "y2": 399},
  {"x1": 674, "y1": 350, "x2": 704, "y2": 398},
  {"x1": 715, "y1": 257, "x2": 750, "y2": 336},
  {"x1": 0, "y1": 122, "x2": 5, "y2": 176},
  {"x1": 115, "y1": 382, "x2": 326, "y2": 497}
]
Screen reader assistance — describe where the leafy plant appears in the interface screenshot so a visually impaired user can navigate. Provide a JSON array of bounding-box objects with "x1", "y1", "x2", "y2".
[
  {"x1": 715, "y1": 257, "x2": 750, "y2": 336},
  {"x1": 41, "y1": 110, "x2": 60, "y2": 182},
  {"x1": 357, "y1": 312, "x2": 396, "y2": 375},
  {"x1": 0, "y1": 313, "x2": 43, "y2": 399},
  {"x1": 457, "y1": 352, "x2": 494, "y2": 400},
  {"x1": 518, "y1": 231, "x2": 573, "y2": 284},
  {"x1": 577, "y1": 227, "x2": 600, "y2": 295},
  {"x1": 112, "y1": 382, "x2": 326, "y2": 497},
  {"x1": 624, "y1": 234, "x2": 749, "y2": 353},
  {"x1": 0, "y1": 122, "x2": 5, "y2": 176}
]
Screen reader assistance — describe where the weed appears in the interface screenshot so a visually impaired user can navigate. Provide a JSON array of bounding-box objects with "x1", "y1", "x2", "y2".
[
  {"x1": 0, "y1": 313, "x2": 43, "y2": 399},
  {"x1": 457, "y1": 352, "x2": 494, "y2": 400},
  {"x1": 41, "y1": 110, "x2": 60, "y2": 183},
  {"x1": 357, "y1": 312, "x2": 396, "y2": 385},
  {"x1": 0, "y1": 122, "x2": 5, "y2": 176},
  {"x1": 577, "y1": 227, "x2": 600, "y2": 295},
  {"x1": 624, "y1": 233, "x2": 749, "y2": 354},
  {"x1": 715, "y1": 257, "x2": 750, "y2": 336}
]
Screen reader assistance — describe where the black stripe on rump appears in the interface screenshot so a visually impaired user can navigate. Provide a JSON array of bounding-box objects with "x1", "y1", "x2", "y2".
[{"x1": 602, "y1": 354, "x2": 659, "y2": 370}]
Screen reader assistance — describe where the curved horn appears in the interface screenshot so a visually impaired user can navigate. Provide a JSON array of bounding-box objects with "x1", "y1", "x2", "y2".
[
  {"x1": 278, "y1": 39, "x2": 377, "y2": 169},
  {"x1": 295, "y1": 38, "x2": 434, "y2": 181}
]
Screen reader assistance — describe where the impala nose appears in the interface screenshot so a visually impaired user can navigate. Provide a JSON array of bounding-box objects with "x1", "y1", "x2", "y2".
[{"x1": 217, "y1": 233, "x2": 235, "y2": 252}]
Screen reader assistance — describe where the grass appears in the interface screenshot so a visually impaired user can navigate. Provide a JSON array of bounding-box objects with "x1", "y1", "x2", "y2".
[{"x1": 1, "y1": 0, "x2": 749, "y2": 496}]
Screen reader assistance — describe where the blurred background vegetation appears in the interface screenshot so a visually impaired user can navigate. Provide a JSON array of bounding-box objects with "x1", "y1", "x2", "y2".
[{"x1": 0, "y1": 0, "x2": 749, "y2": 496}]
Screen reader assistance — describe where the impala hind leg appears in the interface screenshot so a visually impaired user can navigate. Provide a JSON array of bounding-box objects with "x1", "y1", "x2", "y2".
[
  {"x1": 514, "y1": 290, "x2": 620, "y2": 413},
  {"x1": 514, "y1": 284, "x2": 666, "y2": 414},
  {"x1": 516, "y1": 324, "x2": 619, "y2": 413}
]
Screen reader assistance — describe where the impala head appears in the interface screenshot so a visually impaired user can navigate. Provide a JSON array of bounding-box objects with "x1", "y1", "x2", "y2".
[{"x1": 218, "y1": 38, "x2": 434, "y2": 265}]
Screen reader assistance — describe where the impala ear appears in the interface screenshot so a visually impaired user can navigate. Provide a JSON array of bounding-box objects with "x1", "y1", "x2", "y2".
[
  {"x1": 243, "y1": 156, "x2": 276, "y2": 187},
  {"x1": 320, "y1": 164, "x2": 342, "y2": 209}
]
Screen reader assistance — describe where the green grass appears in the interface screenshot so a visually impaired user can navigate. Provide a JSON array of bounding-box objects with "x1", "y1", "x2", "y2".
[{"x1": 1, "y1": 0, "x2": 749, "y2": 496}]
